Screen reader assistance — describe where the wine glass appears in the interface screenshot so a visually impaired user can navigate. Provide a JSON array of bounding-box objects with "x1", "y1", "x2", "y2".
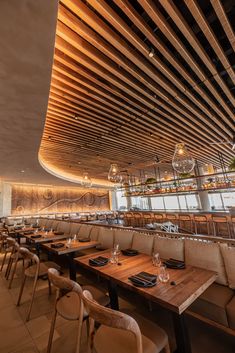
[
  {"x1": 152, "y1": 252, "x2": 161, "y2": 267},
  {"x1": 159, "y1": 265, "x2": 170, "y2": 283}
]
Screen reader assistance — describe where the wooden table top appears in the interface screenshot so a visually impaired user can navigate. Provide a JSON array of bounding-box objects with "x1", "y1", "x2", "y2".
[
  {"x1": 42, "y1": 239, "x2": 100, "y2": 255},
  {"x1": 75, "y1": 251, "x2": 217, "y2": 314},
  {"x1": 24, "y1": 231, "x2": 69, "y2": 243}
]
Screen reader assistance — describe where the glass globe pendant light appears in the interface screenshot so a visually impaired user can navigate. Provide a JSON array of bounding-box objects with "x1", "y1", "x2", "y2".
[
  {"x1": 108, "y1": 163, "x2": 122, "y2": 183},
  {"x1": 81, "y1": 172, "x2": 92, "y2": 187},
  {"x1": 172, "y1": 143, "x2": 195, "y2": 174}
]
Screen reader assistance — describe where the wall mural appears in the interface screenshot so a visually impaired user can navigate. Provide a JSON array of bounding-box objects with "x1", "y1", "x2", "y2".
[{"x1": 11, "y1": 185, "x2": 110, "y2": 215}]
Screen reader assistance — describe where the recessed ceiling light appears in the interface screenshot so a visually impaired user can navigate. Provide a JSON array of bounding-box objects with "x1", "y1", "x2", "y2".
[
  {"x1": 21, "y1": 170, "x2": 25, "y2": 173},
  {"x1": 74, "y1": 115, "x2": 79, "y2": 120},
  {"x1": 148, "y1": 48, "x2": 155, "y2": 58}
]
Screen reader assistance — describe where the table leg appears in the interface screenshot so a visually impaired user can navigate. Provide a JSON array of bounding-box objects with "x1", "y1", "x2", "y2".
[
  {"x1": 108, "y1": 281, "x2": 119, "y2": 310},
  {"x1": 172, "y1": 312, "x2": 192, "y2": 353},
  {"x1": 67, "y1": 253, "x2": 77, "y2": 281}
]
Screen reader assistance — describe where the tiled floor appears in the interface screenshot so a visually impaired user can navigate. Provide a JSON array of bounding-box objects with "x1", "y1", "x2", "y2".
[{"x1": 0, "y1": 253, "x2": 235, "y2": 353}]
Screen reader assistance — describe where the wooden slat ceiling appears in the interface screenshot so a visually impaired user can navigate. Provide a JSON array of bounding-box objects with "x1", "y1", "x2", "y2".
[{"x1": 39, "y1": 0, "x2": 235, "y2": 187}]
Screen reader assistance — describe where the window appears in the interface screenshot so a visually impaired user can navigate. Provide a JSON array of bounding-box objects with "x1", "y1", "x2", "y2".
[
  {"x1": 208, "y1": 193, "x2": 224, "y2": 210},
  {"x1": 130, "y1": 197, "x2": 149, "y2": 210},
  {"x1": 221, "y1": 191, "x2": 235, "y2": 209},
  {"x1": 116, "y1": 190, "x2": 127, "y2": 210},
  {"x1": 186, "y1": 194, "x2": 199, "y2": 210},
  {"x1": 150, "y1": 197, "x2": 165, "y2": 210},
  {"x1": 164, "y1": 195, "x2": 179, "y2": 210}
]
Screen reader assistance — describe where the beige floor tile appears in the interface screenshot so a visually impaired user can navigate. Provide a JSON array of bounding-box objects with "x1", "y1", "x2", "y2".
[
  {"x1": 33, "y1": 329, "x2": 60, "y2": 352},
  {"x1": 8, "y1": 340, "x2": 39, "y2": 353}
]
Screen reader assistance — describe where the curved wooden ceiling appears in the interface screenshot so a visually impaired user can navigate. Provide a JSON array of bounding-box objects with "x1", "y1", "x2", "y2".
[{"x1": 39, "y1": 0, "x2": 235, "y2": 186}]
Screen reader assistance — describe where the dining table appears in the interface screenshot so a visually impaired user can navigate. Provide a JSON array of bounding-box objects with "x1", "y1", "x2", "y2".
[
  {"x1": 75, "y1": 250, "x2": 217, "y2": 353},
  {"x1": 42, "y1": 239, "x2": 100, "y2": 281}
]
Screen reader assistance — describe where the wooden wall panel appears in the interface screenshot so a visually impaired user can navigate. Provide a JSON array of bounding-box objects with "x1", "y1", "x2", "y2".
[{"x1": 11, "y1": 185, "x2": 110, "y2": 215}]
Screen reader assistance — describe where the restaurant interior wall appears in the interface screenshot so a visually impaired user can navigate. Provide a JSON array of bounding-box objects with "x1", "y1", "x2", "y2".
[{"x1": 1, "y1": 183, "x2": 110, "y2": 216}]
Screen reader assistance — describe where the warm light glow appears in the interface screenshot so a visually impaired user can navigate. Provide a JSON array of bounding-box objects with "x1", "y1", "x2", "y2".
[
  {"x1": 108, "y1": 163, "x2": 122, "y2": 183},
  {"x1": 172, "y1": 143, "x2": 195, "y2": 174}
]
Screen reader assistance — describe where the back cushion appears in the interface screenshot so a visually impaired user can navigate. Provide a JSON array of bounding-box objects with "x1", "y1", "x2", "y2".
[
  {"x1": 70, "y1": 223, "x2": 81, "y2": 236},
  {"x1": 154, "y1": 237, "x2": 184, "y2": 261},
  {"x1": 220, "y1": 244, "x2": 235, "y2": 289},
  {"x1": 131, "y1": 233, "x2": 154, "y2": 255},
  {"x1": 45, "y1": 219, "x2": 54, "y2": 228},
  {"x1": 114, "y1": 230, "x2": 134, "y2": 250},
  {"x1": 97, "y1": 228, "x2": 114, "y2": 250},
  {"x1": 38, "y1": 219, "x2": 46, "y2": 227},
  {"x1": 78, "y1": 224, "x2": 92, "y2": 238},
  {"x1": 52, "y1": 220, "x2": 59, "y2": 230},
  {"x1": 185, "y1": 239, "x2": 228, "y2": 285},
  {"x1": 90, "y1": 226, "x2": 101, "y2": 241},
  {"x1": 57, "y1": 221, "x2": 71, "y2": 234}
]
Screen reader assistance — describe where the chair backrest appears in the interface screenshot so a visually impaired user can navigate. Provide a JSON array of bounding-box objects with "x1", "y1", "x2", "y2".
[
  {"x1": 19, "y1": 247, "x2": 40, "y2": 273},
  {"x1": 82, "y1": 290, "x2": 142, "y2": 353},
  {"x1": 48, "y1": 268, "x2": 82, "y2": 296}
]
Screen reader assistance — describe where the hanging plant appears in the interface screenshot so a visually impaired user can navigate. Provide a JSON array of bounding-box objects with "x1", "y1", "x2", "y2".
[
  {"x1": 178, "y1": 172, "x2": 193, "y2": 179},
  {"x1": 228, "y1": 157, "x2": 235, "y2": 171}
]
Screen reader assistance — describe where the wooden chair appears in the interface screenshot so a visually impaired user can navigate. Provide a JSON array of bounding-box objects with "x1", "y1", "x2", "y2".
[
  {"x1": 212, "y1": 216, "x2": 231, "y2": 238},
  {"x1": 178, "y1": 215, "x2": 193, "y2": 233},
  {"x1": 47, "y1": 268, "x2": 110, "y2": 353},
  {"x1": 16, "y1": 248, "x2": 60, "y2": 321},
  {"x1": 165, "y1": 214, "x2": 179, "y2": 225},
  {"x1": 153, "y1": 214, "x2": 164, "y2": 224},
  {"x1": 193, "y1": 215, "x2": 210, "y2": 235},
  {"x1": 231, "y1": 217, "x2": 235, "y2": 239},
  {"x1": 82, "y1": 290, "x2": 170, "y2": 353},
  {"x1": 124, "y1": 212, "x2": 134, "y2": 227},
  {"x1": 134, "y1": 213, "x2": 143, "y2": 227},
  {"x1": 142, "y1": 213, "x2": 154, "y2": 227},
  {"x1": 0, "y1": 237, "x2": 16, "y2": 273}
]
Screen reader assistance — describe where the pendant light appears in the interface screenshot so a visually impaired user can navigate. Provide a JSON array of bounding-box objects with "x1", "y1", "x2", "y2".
[
  {"x1": 108, "y1": 163, "x2": 122, "y2": 183},
  {"x1": 81, "y1": 172, "x2": 92, "y2": 187},
  {"x1": 172, "y1": 143, "x2": 195, "y2": 174}
]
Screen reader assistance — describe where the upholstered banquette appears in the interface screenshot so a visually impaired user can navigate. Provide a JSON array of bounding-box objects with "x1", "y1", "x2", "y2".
[{"x1": 5, "y1": 217, "x2": 235, "y2": 334}]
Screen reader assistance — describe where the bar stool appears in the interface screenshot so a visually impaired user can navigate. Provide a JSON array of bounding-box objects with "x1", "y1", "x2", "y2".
[
  {"x1": 124, "y1": 212, "x2": 134, "y2": 227},
  {"x1": 212, "y1": 216, "x2": 231, "y2": 238},
  {"x1": 165, "y1": 214, "x2": 179, "y2": 226},
  {"x1": 193, "y1": 215, "x2": 210, "y2": 235},
  {"x1": 142, "y1": 213, "x2": 154, "y2": 227},
  {"x1": 153, "y1": 213, "x2": 164, "y2": 224},
  {"x1": 133, "y1": 213, "x2": 142, "y2": 227},
  {"x1": 178, "y1": 215, "x2": 193, "y2": 233},
  {"x1": 231, "y1": 217, "x2": 235, "y2": 239}
]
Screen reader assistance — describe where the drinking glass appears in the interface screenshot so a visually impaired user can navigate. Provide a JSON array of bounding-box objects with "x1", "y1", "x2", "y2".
[
  {"x1": 159, "y1": 265, "x2": 170, "y2": 283},
  {"x1": 110, "y1": 249, "x2": 119, "y2": 264},
  {"x1": 72, "y1": 234, "x2": 77, "y2": 243},
  {"x1": 66, "y1": 238, "x2": 72, "y2": 248},
  {"x1": 152, "y1": 252, "x2": 161, "y2": 267}
]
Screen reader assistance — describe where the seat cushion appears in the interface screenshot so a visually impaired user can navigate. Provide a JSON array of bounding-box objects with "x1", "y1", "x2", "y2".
[
  {"x1": 189, "y1": 283, "x2": 234, "y2": 326},
  {"x1": 131, "y1": 233, "x2": 154, "y2": 255},
  {"x1": 153, "y1": 237, "x2": 184, "y2": 261},
  {"x1": 226, "y1": 296, "x2": 235, "y2": 329},
  {"x1": 220, "y1": 244, "x2": 235, "y2": 289},
  {"x1": 94, "y1": 309, "x2": 168, "y2": 353},
  {"x1": 97, "y1": 228, "x2": 114, "y2": 250},
  {"x1": 185, "y1": 239, "x2": 228, "y2": 285},
  {"x1": 114, "y1": 230, "x2": 134, "y2": 250}
]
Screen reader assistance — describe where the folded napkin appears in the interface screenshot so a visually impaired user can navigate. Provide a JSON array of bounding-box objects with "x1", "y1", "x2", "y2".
[
  {"x1": 54, "y1": 231, "x2": 64, "y2": 235},
  {"x1": 51, "y1": 243, "x2": 64, "y2": 249},
  {"x1": 31, "y1": 234, "x2": 42, "y2": 239},
  {"x1": 129, "y1": 271, "x2": 157, "y2": 287},
  {"x1": 14, "y1": 226, "x2": 23, "y2": 230},
  {"x1": 121, "y1": 248, "x2": 139, "y2": 256},
  {"x1": 44, "y1": 228, "x2": 51, "y2": 232},
  {"x1": 24, "y1": 231, "x2": 34, "y2": 235},
  {"x1": 89, "y1": 256, "x2": 109, "y2": 267},
  {"x1": 32, "y1": 225, "x2": 40, "y2": 229},
  {"x1": 164, "y1": 258, "x2": 185, "y2": 269},
  {"x1": 78, "y1": 237, "x2": 90, "y2": 242}
]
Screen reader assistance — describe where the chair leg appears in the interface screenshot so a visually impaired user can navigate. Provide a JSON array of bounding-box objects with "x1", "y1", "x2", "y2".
[
  {"x1": 47, "y1": 308, "x2": 57, "y2": 353},
  {"x1": 8, "y1": 258, "x2": 18, "y2": 289},
  {"x1": 163, "y1": 342, "x2": 171, "y2": 353},
  {"x1": 5, "y1": 257, "x2": 13, "y2": 279},
  {"x1": 75, "y1": 314, "x2": 83, "y2": 353},
  {"x1": 17, "y1": 274, "x2": 26, "y2": 306},
  {"x1": 26, "y1": 275, "x2": 38, "y2": 321},
  {"x1": 0, "y1": 251, "x2": 8, "y2": 272}
]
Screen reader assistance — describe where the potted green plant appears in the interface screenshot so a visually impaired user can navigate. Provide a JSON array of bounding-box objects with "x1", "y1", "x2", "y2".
[
  {"x1": 145, "y1": 177, "x2": 156, "y2": 190},
  {"x1": 228, "y1": 157, "x2": 235, "y2": 171}
]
